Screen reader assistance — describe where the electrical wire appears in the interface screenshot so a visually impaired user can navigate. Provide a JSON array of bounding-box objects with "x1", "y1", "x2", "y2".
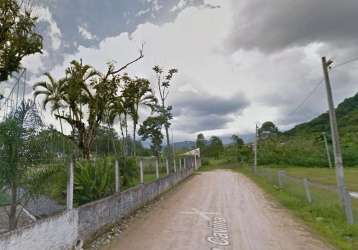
[
  {"x1": 288, "y1": 78, "x2": 325, "y2": 116},
  {"x1": 331, "y1": 55, "x2": 358, "y2": 70}
]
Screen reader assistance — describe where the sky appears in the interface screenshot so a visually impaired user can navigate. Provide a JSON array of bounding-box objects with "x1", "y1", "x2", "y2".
[{"x1": 3, "y1": 0, "x2": 358, "y2": 142}]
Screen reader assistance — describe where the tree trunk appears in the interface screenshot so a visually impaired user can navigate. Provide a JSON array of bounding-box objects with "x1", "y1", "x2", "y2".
[
  {"x1": 9, "y1": 183, "x2": 18, "y2": 231},
  {"x1": 164, "y1": 124, "x2": 171, "y2": 166},
  {"x1": 133, "y1": 122, "x2": 137, "y2": 156}
]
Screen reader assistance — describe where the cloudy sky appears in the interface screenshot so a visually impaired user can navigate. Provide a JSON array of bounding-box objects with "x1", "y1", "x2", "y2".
[{"x1": 5, "y1": 0, "x2": 358, "y2": 142}]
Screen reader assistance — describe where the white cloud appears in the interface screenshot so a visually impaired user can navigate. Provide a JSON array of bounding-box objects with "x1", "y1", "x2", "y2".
[
  {"x1": 33, "y1": 7, "x2": 62, "y2": 50},
  {"x1": 136, "y1": 8, "x2": 151, "y2": 17},
  {"x1": 171, "y1": 0, "x2": 188, "y2": 12},
  {"x1": 78, "y1": 25, "x2": 97, "y2": 40},
  {"x1": 40, "y1": 0, "x2": 358, "y2": 141}
]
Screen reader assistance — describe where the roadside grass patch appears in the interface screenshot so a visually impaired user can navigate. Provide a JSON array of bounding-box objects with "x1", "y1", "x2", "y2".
[{"x1": 237, "y1": 166, "x2": 358, "y2": 250}]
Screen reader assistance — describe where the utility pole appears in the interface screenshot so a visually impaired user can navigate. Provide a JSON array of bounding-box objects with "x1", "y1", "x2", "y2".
[
  {"x1": 253, "y1": 123, "x2": 258, "y2": 173},
  {"x1": 322, "y1": 132, "x2": 332, "y2": 168},
  {"x1": 322, "y1": 56, "x2": 353, "y2": 224}
]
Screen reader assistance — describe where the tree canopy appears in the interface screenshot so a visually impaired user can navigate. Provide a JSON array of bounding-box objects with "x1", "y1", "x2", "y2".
[{"x1": 0, "y1": 0, "x2": 43, "y2": 82}]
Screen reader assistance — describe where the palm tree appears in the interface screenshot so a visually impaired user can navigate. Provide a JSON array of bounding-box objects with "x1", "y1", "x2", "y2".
[
  {"x1": 34, "y1": 60, "x2": 103, "y2": 159},
  {"x1": 123, "y1": 77, "x2": 157, "y2": 156},
  {"x1": 0, "y1": 101, "x2": 57, "y2": 231},
  {"x1": 33, "y1": 73, "x2": 66, "y2": 133},
  {"x1": 108, "y1": 95, "x2": 127, "y2": 156}
]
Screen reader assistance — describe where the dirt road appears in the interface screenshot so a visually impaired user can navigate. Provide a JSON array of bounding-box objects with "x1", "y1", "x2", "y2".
[{"x1": 103, "y1": 170, "x2": 332, "y2": 250}]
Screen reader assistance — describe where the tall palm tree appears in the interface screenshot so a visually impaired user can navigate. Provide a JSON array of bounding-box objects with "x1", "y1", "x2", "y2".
[
  {"x1": 123, "y1": 77, "x2": 157, "y2": 156},
  {"x1": 33, "y1": 73, "x2": 66, "y2": 133}
]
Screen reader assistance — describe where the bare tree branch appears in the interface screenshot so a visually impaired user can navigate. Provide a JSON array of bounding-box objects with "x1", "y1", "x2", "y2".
[{"x1": 111, "y1": 44, "x2": 144, "y2": 75}]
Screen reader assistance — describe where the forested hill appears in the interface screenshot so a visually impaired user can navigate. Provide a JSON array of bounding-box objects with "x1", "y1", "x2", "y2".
[{"x1": 285, "y1": 92, "x2": 358, "y2": 136}]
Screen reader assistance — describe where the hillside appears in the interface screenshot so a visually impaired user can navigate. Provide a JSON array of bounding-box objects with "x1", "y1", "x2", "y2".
[
  {"x1": 255, "y1": 93, "x2": 358, "y2": 167},
  {"x1": 286, "y1": 92, "x2": 358, "y2": 136}
]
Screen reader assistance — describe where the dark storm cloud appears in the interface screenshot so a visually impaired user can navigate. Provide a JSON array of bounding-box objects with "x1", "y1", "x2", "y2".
[
  {"x1": 228, "y1": 0, "x2": 358, "y2": 53},
  {"x1": 172, "y1": 90, "x2": 250, "y2": 132},
  {"x1": 174, "y1": 114, "x2": 233, "y2": 133},
  {"x1": 173, "y1": 90, "x2": 249, "y2": 116}
]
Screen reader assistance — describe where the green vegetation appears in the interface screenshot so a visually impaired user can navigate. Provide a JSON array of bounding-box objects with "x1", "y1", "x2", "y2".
[
  {"x1": 0, "y1": 101, "x2": 59, "y2": 230},
  {"x1": 194, "y1": 91, "x2": 358, "y2": 249},
  {"x1": 198, "y1": 157, "x2": 358, "y2": 249},
  {"x1": 238, "y1": 166, "x2": 358, "y2": 250},
  {"x1": 0, "y1": 1, "x2": 181, "y2": 233},
  {"x1": 0, "y1": 192, "x2": 8, "y2": 205},
  {"x1": 0, "y1": 0, "x2": 43, "y2": 82},
  {"x1": 266, "y1": 166, "x2": 358, "y2": 191},
  {"x1": 280, "y1": 93, "x2": 358, "y2": 167}
]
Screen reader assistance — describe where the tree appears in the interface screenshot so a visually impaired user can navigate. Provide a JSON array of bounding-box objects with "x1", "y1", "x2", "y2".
[
  {"x1": 208, "y1": 136, "x2": 224, "y2": 159},
  {"x1": 33, "y1": 73, "x2": 66, "y2": 133},
  {"x1": 138, "y1": 115, "x2": 166, "y2": 158},
  {"x1": 231, "y1": 134, "x2": 244, "y2": 161},
  {"x1": 258, "y1": 121, "x2": 279, "y2": 139},
  {"x1": 152, "y1": 65, "x2": 178, "y2": 159},
  {"x1": 231, "y1": 134, "x2": 244, "y2": 146},
  {"x1": 0, "y1": 101, "x2": 56, "y2": 230},
  {"x1": 196, "y1": 133, "x2": 206, "y2": 153},
  {"x1": 122, "y1": 76, "x2": 156, "y2": 156},
  {"x1": 0, "y1": 0, "x2": 43, "y2": 82}
]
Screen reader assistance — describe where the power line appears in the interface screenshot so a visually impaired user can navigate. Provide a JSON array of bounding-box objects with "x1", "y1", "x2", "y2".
[
  {"x1": 288, "y1": 78, "x2": 324, "y2": 116},
  {"x1": 331, "y1": 55, "x2": 358, "y2": 70}
]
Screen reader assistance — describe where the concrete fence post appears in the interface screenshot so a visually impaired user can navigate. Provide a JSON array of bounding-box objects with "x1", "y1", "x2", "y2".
[
  {"x1": 156, "y1": 159, "x2": 160, "y2": 179},
  {"x1": 345, "y1": 191, "x2": 354, "y2": 224},
  {"x1": 66, "y1": 158, "x2": 74, "y2": 210},
  {"x1": 174, "y1": 157, "x2": 177, "y2": 173},
  {"x1": 184, "y1": 157, "x2": 186, "y2": 169},
  {"x1": 140, "y1": 159, "x2": 144, "y2": 184},
  {"x1": 303, "y1": 178, "x2": 312, "y2": 203},
  {"x1": 268, "y1": 169, "x2": 273, "y2": 182},
  {"x1": 277, "y1": 171, "x2": 283, "y2": 188},
  {"x1": 179, "y1": 158, "x2": 182, "y2": 170},
  {"x1": 115, "y1": 159, "x2": 120, "y2": 193},
  {"x1": 194, "y1": 155, "x2": 198, "y2": 170},
  {"x1": 166, "y1": 158, "x2": 169, "y2": 175}
]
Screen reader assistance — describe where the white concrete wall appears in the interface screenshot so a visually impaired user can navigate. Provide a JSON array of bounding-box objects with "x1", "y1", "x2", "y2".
[
  {"x1": 0, "y1": 210, "x2": 78, "y2": 250},
  {"x1": 0, "y1": 166, "x2": 194, "y2": 250}
]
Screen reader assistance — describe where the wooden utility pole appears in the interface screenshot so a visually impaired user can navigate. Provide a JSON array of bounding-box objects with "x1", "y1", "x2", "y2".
[
  {"x1": 322, "y1": 132, "x2": 332, "y2": 168},
  {"x1": 322, "y1": 56, "x2": 353, "y2": 224}
]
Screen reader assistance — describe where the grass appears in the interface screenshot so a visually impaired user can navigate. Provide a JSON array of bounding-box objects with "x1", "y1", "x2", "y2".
[
  {"x1": 0, "y1": 192, "x2": 9, "y2": 206},
  {"x1": 263, "y1": 165, "x2": 358, "y2": 191},
  {"x1": 236, "y1": 165, "x2": 358, "y2": 250}
]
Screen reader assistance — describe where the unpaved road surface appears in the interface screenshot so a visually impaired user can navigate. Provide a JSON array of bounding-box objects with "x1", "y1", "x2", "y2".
[{"x1": 103, "y1": 170, "x2": 332, "y2": 250}]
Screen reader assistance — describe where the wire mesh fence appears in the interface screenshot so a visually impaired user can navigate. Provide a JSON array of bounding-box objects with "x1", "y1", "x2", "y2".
[
  {"x1": 250, "y1": 166, "x2": 358, "y2": 225},
  {"x1": 0, "y1": 131, "x2": 198, "y2": 234}
]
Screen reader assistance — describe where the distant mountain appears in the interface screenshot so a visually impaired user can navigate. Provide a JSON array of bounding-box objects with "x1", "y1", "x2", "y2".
[
  {"x1": 286, "y1": 92, "x2": 358, "y2": 137},
  {"x1": 173, "y1": 141, "x2": 196, "y2": 150}
]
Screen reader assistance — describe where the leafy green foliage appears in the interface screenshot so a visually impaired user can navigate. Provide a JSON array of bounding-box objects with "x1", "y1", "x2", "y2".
[
  {"x1": 206, "y1": 136, "x2": 224, "y2": 159},
  {"x1": 50, "y1": 156, "x2": 139, "y2": 206},
  {"x1": 196, "y1": 133, "x2": 206, "y2": 152},
  {"x1": 0, "y1": 101, "x2": 58, "y2": 230},
  {"x1": 152, "y1": 65, "x2": 178, "y2": 158},
  {"x1": 0, "y1": 191, "x2": 9, "y2": 205},
  {"x1": 258, "y1": 121, "x2": 279, "y2": 139},
  {"x1": 0, "y1": 0, "x2": 43, "y2": 81},
  {"x1": 74, "y1": 158, "x2": 115, "y2": 205},
  {"x1": 239, "y1": 166, "x2": 358, "y2": 250},
  {"x1": 138, "y1": 115, "x2": 166, "y2": 157}
]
